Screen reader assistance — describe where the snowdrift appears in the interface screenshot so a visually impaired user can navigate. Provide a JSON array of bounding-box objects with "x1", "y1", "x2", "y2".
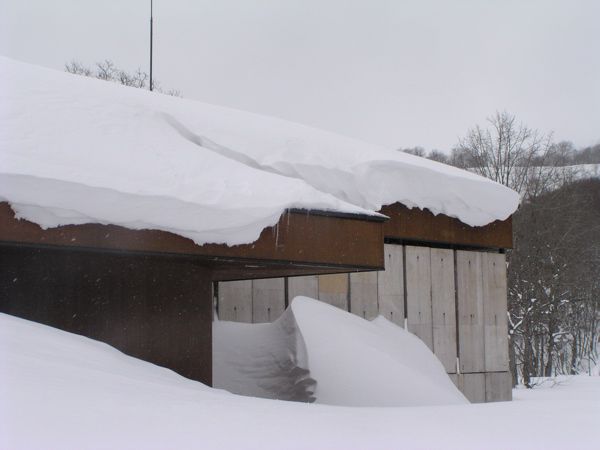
[
  {"x1": 214, "y1": 297, "x2": 466, "y2": 406},
  {"x1": 213, "y1": 306, "x2": 315, "y2": 402},
  {"x1": 292, "y1": 297, "x2": 466, "y2": 406},
  {"x1": 2, "y1": 312, "x2": 599, "y2": 450},
  {"x1": 1, "y1": 56, "x2": 519, "y2": 249}
]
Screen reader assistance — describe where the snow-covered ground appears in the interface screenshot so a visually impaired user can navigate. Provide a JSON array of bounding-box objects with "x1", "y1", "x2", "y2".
[
  {"x1": 562, "y1": 163, "x2": 600, "y2": 179},
  {"x1": 2, "y1": 308, "x2": 598, "y2": 450}
]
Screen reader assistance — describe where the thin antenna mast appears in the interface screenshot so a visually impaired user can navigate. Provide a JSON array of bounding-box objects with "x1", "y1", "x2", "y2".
[{"x1": 149, "y1": 0, "x2": 154, "y2": 91}]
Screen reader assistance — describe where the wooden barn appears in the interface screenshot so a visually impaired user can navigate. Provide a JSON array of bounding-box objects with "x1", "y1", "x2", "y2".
[{"x1": 0, "y1": 57, "x2": 519, "y2": 404}]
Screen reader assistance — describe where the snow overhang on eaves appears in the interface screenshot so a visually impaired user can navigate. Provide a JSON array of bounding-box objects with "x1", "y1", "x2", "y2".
[{"x1": 0, "y1": 203, "x2": 385, "y2": 280}]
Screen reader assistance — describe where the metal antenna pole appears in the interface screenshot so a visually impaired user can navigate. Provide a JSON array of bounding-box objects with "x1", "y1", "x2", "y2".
[{"x1": 149, "y1": 0, "x2": 154, "y2": 91}]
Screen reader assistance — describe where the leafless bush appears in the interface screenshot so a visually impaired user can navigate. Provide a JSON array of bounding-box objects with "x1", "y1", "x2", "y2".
[{"x1": 65, "y1": 59, "x2": 181, "y2": 97}]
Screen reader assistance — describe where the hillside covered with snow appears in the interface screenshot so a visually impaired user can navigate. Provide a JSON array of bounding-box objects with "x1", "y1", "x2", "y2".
[{"x1": 0, "y1": 57, "x2": 519, "y2": 247}]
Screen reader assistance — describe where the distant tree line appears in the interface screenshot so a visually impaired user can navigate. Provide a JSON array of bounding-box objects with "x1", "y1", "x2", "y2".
[
  {"x1": 65, "y1": 60, "x2": 181, "y2": 97},
  {"x1": 402, "y1": 111, "x2": 599, "y2": 386},
  {"x1": 401, "y1": 139, "x2": 600, "y2": 170}
]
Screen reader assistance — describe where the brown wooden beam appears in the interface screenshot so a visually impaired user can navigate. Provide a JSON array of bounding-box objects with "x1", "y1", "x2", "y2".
[
  {"x1": 0, "y1": 202, "x2": 385, "y2": 272},
  {"x1": 212, "y1": 262, "x2": 368, "y2": 282},
  {"x1": 380, "y1": 203, "x2": 513, "y2": 249}
]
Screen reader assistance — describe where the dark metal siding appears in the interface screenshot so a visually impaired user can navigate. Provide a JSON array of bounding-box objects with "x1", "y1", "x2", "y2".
[{"x1": 0, "y1": 245, "x2": 213, "y2": 385}]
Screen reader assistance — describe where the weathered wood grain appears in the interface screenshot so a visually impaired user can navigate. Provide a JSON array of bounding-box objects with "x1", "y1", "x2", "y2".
[
  {"x1": 431, "y1": 248, "x2": 457, "y2": 372},
  {"x1": 252, "y1": 278, "x2": 285, "y2": 323},
  {"x1": 377, "y1": 244, "x2": 404, "y2": 326},
  {"x1": 462, "y1": 373, "x2": 486, "y2": 403},
  {"x1": 218, "y1": 280, "x2": 252, "y2": 323},
  {"x1": 456, "y1": 250, "x2": 485, "y2": 373},
  {"x1": 482, "y1": 252, "x2": 510, "y2": 372},
  {"x1": 349, "y1": 271, "x2": 379, "y2": 319},
  {"x1": 318, "y1": 273, "x2": 349, "y2": 310},
  {"x1": 405, "y1": 246, "x2": 433, "y2": 349},
  {"x1": 485, "y1": 371, "x2": 513, "y2": 402},
  {"x1": 287, "y1": 275, "x2": 318, "y2": 302}
]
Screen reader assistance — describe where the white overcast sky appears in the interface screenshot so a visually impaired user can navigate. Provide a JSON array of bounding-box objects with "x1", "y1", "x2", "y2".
[{"x1": 1, "y1": 0, "x2": 598, "y2": 152}]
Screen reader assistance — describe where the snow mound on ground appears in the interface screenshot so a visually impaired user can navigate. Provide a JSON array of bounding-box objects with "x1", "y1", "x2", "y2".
[
  {"x1": 214, "y1": 297, "x2": 466, "y2": 406},
  {"x1": 291, "y1": 297, "x2": 467, "y2": 406},
  {"x1": 213, "y1": 308, "x2": 316, "y2": 402},
  {"x1": 1, "y1": 57, "x2": 518, "y2": 248},
  {"x1": 2, "y1": 312, "x2": 600, "y2": 450}
]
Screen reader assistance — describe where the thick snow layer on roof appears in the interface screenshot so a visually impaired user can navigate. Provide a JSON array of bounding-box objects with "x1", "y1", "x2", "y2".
[
  {"x1": 2, "y1": 311, "x2": 599, "y2": 449},
  {"x1": 0, "y1": 57, "x2": 370, "y2": 245},
  {"x1": 166, "y1": 105, "x2": 520, "y2": 227},
  {"x1": 0, "y1": 56, "x2": 518, "y2": 246}
]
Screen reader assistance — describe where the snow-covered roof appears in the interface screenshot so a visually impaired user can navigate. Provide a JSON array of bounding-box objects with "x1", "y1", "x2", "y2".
[{"x1": 0, "y1": 57, "x2": 519, "y2": 246}]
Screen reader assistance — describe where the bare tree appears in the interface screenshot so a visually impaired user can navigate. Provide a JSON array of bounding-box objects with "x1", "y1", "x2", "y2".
[
  {"x1": 427, "y1": 150, "x2": 449, "y2": 164},
  {"x1": 400, "y1": 146, "x2": 426, "y2": 157},
  {"x1": 64, "y1": 60, "x2": 93, "y2": 77},
  {"x1": 65, "y1": 59, "x2": 181, "y2": 96},
  {"x1": 574, "y1": 143, "x2": 600, "y2": 164},
  {"x1": 453, "y1": 111, "x2": 567, "y2": 199}
]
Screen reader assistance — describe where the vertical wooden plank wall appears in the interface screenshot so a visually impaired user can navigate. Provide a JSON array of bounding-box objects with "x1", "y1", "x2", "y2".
[
  {"x1": 317, "y1": 274, "x2": 349, "y2": 310},
  {"x1": 405, "y1": 246, "x2": 434, "y2": 350},
  {"x1": 217, "y1": 246, "x2": 511, "y2": 402},
  {"x1": 461, "y1": 373, "x2": 487, "y2": 403},
  {"x1": 430, "y1": 248, "x2": 458, "y2": 373},
  {"x1": 482, "y1": 252, "x2": 511, "y2": 401},
  {"x1": 456, "y1": 250, "x2": 511, "y2": 402},
  {"x1": 456, "y1": 250, "x2": 485, "y2": 373},
  {"x1": 485, "y1": 372, "x2": 512, "y2": 402},
  {"x1": 217, "y1": 278, "x2": 283, "y2": 323},
  {"x1": 377, "y1": 244, "x2": 404, "y2": 327},
  {"x1": 349, "y1": 272, "x2": 378, "y2": 319},
  {"x1": 482, "y1": 253, "x2": 510, "y2": 372},
  {"x1": 218, "y1": 280, "x2": 253, "y2": 323},
  {"x1": 288, "y1": 275, "x2": 318, "y2": 301},
  {"x1": 252, "y1": 278, "x2": 285, "y2": 323}
]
